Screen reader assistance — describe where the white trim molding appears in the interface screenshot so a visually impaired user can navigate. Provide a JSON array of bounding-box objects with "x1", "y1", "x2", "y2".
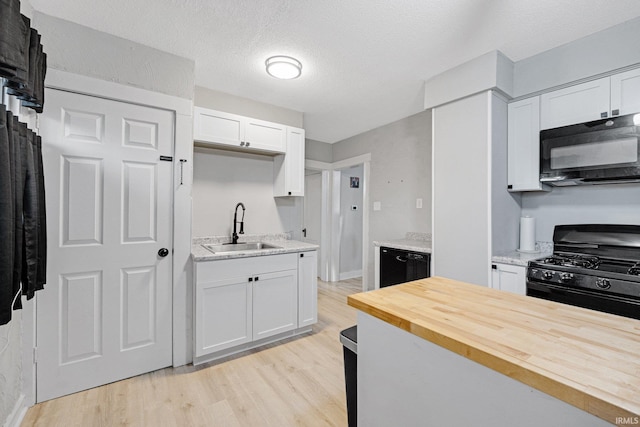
[
  {"x1": 39, "y1": 69, "x2": 194, "y2": 377},
  {"x1": 5, "y1": 393, "x2": 27, "y2": 427}
]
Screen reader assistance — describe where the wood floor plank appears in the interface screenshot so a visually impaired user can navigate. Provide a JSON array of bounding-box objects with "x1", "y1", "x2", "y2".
[{"x1": 21, "y1": 278, "x2": 361, "y2": 427}]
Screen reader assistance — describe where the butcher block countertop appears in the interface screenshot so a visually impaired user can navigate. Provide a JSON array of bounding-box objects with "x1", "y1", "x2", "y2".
[{"x1": 347, "y1": 277, "x2": 640, "y2": 425}]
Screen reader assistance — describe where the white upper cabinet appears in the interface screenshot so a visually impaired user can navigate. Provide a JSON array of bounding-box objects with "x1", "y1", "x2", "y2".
[
  {"x1": 244, "y1": 117, "x2": 287, "y2": 153},
  {"x1": 610, "y1": 68, "x2": 640, "y2": 116},
  {"x1": 193, "y1": 107, "x2": 286, "y2": 154},
  {"x1": 274, "y1": 127, "x2": 305, "y2": 197},
  {"x1": 509, "y1": 67, "x2": 640, "y2": 192},
  {"x1": 193, "y1": 107, "x2": 243, "y2": 146},
  {"x1": 540, "y1": 77, "x2": 610, "y2": 130},
  {"x1": 507, "y1": 96, "x2": 548, "y2": 192}
]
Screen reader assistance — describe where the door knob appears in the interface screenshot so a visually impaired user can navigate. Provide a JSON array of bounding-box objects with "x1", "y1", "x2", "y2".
[{"x1": 158, "y1": 248, "x2": 169, "y2": 257}]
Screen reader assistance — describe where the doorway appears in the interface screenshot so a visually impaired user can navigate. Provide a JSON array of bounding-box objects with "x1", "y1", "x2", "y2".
[
  {"x1": 305, "y1": 154, "x2": 370, "y2": 291},
  {"x1": 335, "y1": 164, "x2": 364, "y2": 280},
  {"x1": 36, "y1": 88, "x2": 174, "y2": 401}
]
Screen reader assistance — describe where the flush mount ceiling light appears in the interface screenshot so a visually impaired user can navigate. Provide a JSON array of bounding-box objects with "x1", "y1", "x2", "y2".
[{"x1": 265, "y1": 56, "x2": 302, "y2": 79}]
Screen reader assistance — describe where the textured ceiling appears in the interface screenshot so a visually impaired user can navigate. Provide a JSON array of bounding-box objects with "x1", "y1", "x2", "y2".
[{"x1": 29, "y1": 0, "x2": 640, "y2": 142}]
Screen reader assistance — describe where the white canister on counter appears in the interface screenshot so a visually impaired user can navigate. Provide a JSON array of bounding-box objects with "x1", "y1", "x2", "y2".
[{"x1": 519, "y1": 216, "x2": 536, "y2": 252}]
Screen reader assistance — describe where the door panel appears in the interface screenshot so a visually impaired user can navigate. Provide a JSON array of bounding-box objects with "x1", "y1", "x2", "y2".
[
  {"x1": 195, "y1": 277, "x2": 252, "y2": 356},
  {"x1": 60, "y1": 271, "x2": 103, "y2": 364},
  {"x1": 120, "y1": 266, "x2": 156, "y2": 350},
  {"x1": 252, "y1": 270, "x2": 297, "y2": 340},
  {"x1": 61, "y1": 156, "x2": 103, "y2": 245},
  {"x1": 37, "y1": 89, "x2": 174, "y2": 402},
  {"x1": 611, "y1": 68, "x2": 640, "y2": 116},
  {"x1": 540, "y1": 77, "x2": 609, "y2": 129},
  {"x1": 122, "y1": 161, "x2": 157, "y2": 242}
]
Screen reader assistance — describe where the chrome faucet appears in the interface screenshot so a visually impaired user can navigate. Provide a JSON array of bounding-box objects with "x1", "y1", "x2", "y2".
[{"x1": 232, "y1": 202, "x2": 245, "y2": 244}]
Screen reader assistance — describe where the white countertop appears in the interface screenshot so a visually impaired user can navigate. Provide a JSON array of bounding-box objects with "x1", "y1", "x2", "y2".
[
  {"x1": 192, "y1": 235, "x2": 318, "y2": 261},
  {"x1": 374, "y1": 238, "x2": 432, "y2": 254},
  {"x1": 373, "y1": 232, "x2": 432, "y2": 253},
  {"x1": 491, "y1": 250, "x2": 549, "y2": 267}
]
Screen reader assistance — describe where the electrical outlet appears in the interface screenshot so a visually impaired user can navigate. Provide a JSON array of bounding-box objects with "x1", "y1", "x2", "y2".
[
  {"x1": 416, "y1": 198, "x2": 423, "y2": 209},
  {"x1": 373, "y1": 201, "x2": 381, "y2": 211}
]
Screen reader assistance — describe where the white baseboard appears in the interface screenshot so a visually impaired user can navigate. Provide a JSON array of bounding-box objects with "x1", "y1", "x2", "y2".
[
  {"x1": 339, "y1": 270, "x2": 362, "y2": 281},
  {"x1": 5, "y1": 393, "x2": 27, "y2": 427}
]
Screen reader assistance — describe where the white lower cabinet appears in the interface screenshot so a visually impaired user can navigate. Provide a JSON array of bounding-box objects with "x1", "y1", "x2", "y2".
[
  {"x1": 194, "y1": 251, "x2": 317, "y2": 361},
  {"x1": 491, "y1": 263, "x2": 526, "y2": 295},
  {"x1": 298, "y1": 251, "x2": 318, "y2": 327},
  {"x1": 252, "y1": 269, "x2": 298, "y2": 340},
  {"x1": 195, "y1": 276, "x2": 252, "y2": 356}
]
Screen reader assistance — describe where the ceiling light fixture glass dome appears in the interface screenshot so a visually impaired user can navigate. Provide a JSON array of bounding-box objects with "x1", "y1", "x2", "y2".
[{"x1": 265, "y1": 56, "x2": 302, "y2": 79}]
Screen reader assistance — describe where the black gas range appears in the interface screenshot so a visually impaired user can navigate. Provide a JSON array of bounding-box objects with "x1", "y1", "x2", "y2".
[{"x1": 526, "y1": 224, "x2": 640, "y2": 320}]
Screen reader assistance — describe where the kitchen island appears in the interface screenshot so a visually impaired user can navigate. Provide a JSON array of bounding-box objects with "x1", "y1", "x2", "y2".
[{"x1": 348, "y1": 277, "x2": 640, "y2": 426}]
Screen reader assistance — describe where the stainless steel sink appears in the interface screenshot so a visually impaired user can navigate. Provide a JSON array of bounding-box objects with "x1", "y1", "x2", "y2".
[{"x1": 202, "y1": 242, "x2": 282, "y2": 254}]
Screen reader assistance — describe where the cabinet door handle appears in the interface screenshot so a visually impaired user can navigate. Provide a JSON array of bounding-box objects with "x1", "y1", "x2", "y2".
[
  {"x1": 248, "y1": 277, "x2": 253, "y2": 282},
  {"x1": 246, "y1": 142, "x2": 251, "y2": 147},
  {"x1": 288, "y1": 191, "x2": 292, "y2": 195},
  {"x1": 300, "y1": 253, "x2": 304, "y2": 258},
  {"x1": 240, "y1": 141, "x2": 245, "y2": 146},
  {"x1": 612, "y1": 109, "x2": 620, "y2": 116},
  {"x1": 255, "y1": 276, "x2": 259, "y2": 281}
]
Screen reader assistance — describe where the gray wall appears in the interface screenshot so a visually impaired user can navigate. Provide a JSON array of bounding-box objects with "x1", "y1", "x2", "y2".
[
  {"x1": 305, "y1": 139, "x2": 333, "y2": 163},
  {"x1": 514, "y1": 16, "x2": 640, "y2": 97},
  {"x1": 333, "y1": 110, "x2": 432, "y2": 288},
  {"x1": 33, "y1": 12, "x2": 195, "y2": 100},
  {"x1": 195, "y1": 86, "x2": 303, "y2": 127},
  {"x1": 192, "y1": 147, "x2": 299, "y2": 237}
]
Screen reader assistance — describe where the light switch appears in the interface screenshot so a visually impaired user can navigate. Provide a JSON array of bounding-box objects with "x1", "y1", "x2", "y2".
[
  {"x1": 373, "y1": 201, "x2": 381, "y2": 211},
  {"x1": 416, "y1": 198, "x2": 423, "y2": 209}
]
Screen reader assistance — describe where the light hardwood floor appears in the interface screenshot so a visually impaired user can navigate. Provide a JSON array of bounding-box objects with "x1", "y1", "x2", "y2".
[{"x1": 22, "y1": 278, "x2": 363, "y2": 427}]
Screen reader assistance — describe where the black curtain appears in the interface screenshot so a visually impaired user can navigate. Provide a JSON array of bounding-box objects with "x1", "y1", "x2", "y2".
[
  {"x1": 0, "y1": 0, "x2": 49, "y2": 325},
  {"x1": 0, "y1": 106, "x2": 47, "y2": 325}
]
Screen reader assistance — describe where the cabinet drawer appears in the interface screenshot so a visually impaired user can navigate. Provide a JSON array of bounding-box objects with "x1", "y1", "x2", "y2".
[{"x1": 196, "y1": 253, "x2": 298, "y2": 282}]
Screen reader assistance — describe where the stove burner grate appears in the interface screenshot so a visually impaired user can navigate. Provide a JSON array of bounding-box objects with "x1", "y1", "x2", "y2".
[
  {"x1": 542, "y1": 254, "x2": 601, "y2": 269},
  {"x1": 629, "y1": 262, "x2": 640, "y2": 276}
]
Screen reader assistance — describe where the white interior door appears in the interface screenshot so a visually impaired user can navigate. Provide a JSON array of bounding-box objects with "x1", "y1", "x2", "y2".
[
  {"x1": 303, "y1": 171, "x2": 322, "y2": 273},
  {"x1": 36, "y1": 89, "x2": 174, "y2": 402}
]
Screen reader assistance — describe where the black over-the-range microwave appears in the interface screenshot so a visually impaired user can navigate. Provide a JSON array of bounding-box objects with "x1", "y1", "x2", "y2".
[{"x1": 540, "y1": 112, "x2": 640, "y2": 186}]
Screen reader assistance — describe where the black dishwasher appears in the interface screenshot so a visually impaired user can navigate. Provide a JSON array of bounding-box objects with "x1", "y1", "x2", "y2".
[{"x1": 380, "y1": 246, "x2": 430, "y2": 287}]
